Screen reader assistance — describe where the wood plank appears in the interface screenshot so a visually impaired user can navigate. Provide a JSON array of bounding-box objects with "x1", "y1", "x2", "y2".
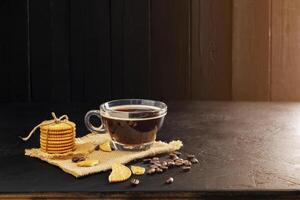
[
  {"x1": 69, "y1": 0, "x2": 85, "y2": 102},
  {"x1": 9, "y1": 0, "x2": 30, "y2": 102},
  {"x1": 50, "y1": 0, "x2": 70, "y2": 102},
  {"x1": 232, "y1": 0, "x2": 271, "y2": 100},
  {"x1": 0, "y1": 1, "x2": 29, "y2": 102},
  {"x1": 84, "y1": 0, "x2": 111, "y2": 102},
  {"x1": 271, "y1": 0, "x2": 300, "y2": 101},
  {"x1": 191, "y1": 0, "x2": 232, "y2": 100},
  {"x1": 111, "y1": 0, "x2": 150, "y2": 99},
  {"x1": 151, "y1": 0, "x2": 190, "y2": 100},
  {"x1": 110, "y1": 0, "x2": 125, "y2": 99},
  {"x1": 0, "y1": 0, "x2": 11, "y2": 102},
  {"x1": 122, "y1": 0, "x2": 150, "y2": 99},
  {"x1": 70, "y1": 0, "x2": 111, "y2": 102},
  {"x1": 29, "y1": 0, "x2": 52, "y2": 101}
]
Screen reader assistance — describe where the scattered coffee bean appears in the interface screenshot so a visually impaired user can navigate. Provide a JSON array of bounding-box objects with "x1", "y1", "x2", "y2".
[
  {"x1": 156, "y1": 168, "x2": 163, "y2": 173},
  {"x1": 147, "y1": 168, "x2": 156, "y2": 175},
  {"x1": 161, "y1": 161, "x2": 168, "y2": 166},
  {"x1": 143, "y1": 158, "x2": 152, "y2": 164},
  {"x1": 173, "y1": 151, "x2": 182, "y2": 156},
  {"x1": 165, "y1": 177, "x2": 174, "y2": 184},
  {"x1": 152, "y1": 157, "x2": 159, "y2": 161},
  {"x1": 191, "y1": 158, "x2": 199, "y2": 164},
  {"x1": 150, "y1": 160, "x2": 161, "y2": 164},
  {"x1": 167, "y1": 160, "x2": 175, "y2": 167},
  {"x1": 72, "y1": 155, "x2": 85, "y2": 163},
  {"x1": 94, "y1": 145, "x2": 100, "y2": 151},
  {"x1": 182, "y1": 166, "x2": 191, "y2": 172},
  {"x1": 130, "y1": 178, "x2": 140, "y2": 186},
  {"x1": 174, "y1": 158, "x2": 183, "y2": 162},
  {"x1": 150, "y1": 164, "x2": 159, "y2": 169},
  {"x1": 175, "y1": 160, "x2": 184, "y2": 166},
  {"x1": 169, "y1": 153, "x2": 178, "y2": 160},
  {"x1": 160, "y1": 165, "x2": 168, "y2": 170},
  {"x1": 186, "y1": 154, "x2": 195, "y2": 159},
  {"x1": 183, "y1": 160, "x2": 192, "y2": 166}
]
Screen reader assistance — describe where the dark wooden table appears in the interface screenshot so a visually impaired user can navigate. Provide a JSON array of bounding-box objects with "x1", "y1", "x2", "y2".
[{"x1": 2, "y1": 101, "x2": 300, "y2": 199}]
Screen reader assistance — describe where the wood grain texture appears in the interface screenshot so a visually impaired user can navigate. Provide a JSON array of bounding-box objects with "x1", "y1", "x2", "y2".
[
  {"x1": 151, "y1": 0, "x2": 190, "y2": 100},
  {"x1": 0, "y1": 0, "x2": 12, "y2": 102},
  {"x1": 70, "y1": 0, "x2": 111, "y2": 102},
  {"x1": 271, "y1": 0, "x2": 300, "y2": 101},
  {"x1": 111, "y1": 0, "x2": 150, "y2": 99},
  {"x1": 0, "y1": 0, "x2": 29, "y2": 102},
  {"x1": 232, "y1": 0, "x2": 271, "y2": 101},
  {"x1": 191, "y1": 0, "x2": 232, "y2": 100},
  {"x1": 29, "y1": 0, "x2": 53, "y2": 101}
]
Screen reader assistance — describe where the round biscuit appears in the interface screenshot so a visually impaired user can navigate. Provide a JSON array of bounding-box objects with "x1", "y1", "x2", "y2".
[
  {"x1": 40, "y1": 143, "x2": 74, "y2": 149},
  {"x1": 40, "y1": 131, "x2": 74, "y2": 138},
  {"x1": 40, "y1": 121, "x2": 76, "y2": 131},
  {"x1": 41, "y1": 144, "x2": 75, "y2": 151},
  {"x1": 42, "y1": 147, "x2": 76, "y2": 154},
  {"x1": 40, "y1": 129, "x2": 76, "y2": 135}
]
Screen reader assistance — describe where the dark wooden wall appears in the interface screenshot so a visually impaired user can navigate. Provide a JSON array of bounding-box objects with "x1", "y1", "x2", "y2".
[{"x1": 0, "y1": 0, "x2": 233, "y2": 102}]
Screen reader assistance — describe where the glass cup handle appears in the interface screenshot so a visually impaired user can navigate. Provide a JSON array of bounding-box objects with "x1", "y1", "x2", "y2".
[{"x1": 84, "y1": 110, "x2": 106, "y2": 133}]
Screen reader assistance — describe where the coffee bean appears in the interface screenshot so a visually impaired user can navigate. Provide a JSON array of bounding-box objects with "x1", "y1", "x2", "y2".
[
  {"x1": 150, "y1": 164, "x2": 159, "y2": 169},
  {"x1": 160, "y1": 165, "x2": 168, "y2": 170},
  {"x1": 156, "y1": 168, "x2": 163, "y2": 173},
  {"x1": 183, "y1": 160, "x2": 192, "y2": 166},
  {"x1": 191, "y1": 158, "x2": 199, "y2": 164},
  {"x1": 173, "y1": 151, "x2": 182, "y2": 156},
  {"x1": 161, "y1": 161, "x2": 168, "y2": 166},
  {"x1": 175, "y1": 160, "x2": 184, "y2": 166},
  {"x1": 182, "y1": 166, "x2": 191, "y2": 172},
  {"x1": 72, "y1": 155, "x2": 85, "y2": 163},
  {"x1": 152, "y1": 157, "x2": 159, "y2": 161},
  {"x1": 187, "y1": 154, "x2": 195, "y2": 159},
  {"x1": 143, "y1": 158, "x2": 152, "y2": 164},
  {"x1": 174, "y1": 158, "x2": 183, "y2": 162},
  {"x1": 147, "y1": 168, "x2": 156, "y2": 175},
  {"x1": 94, "y1": 145, "x2": 100, "y2": 151},
  {"x1": 130, "y1": 178, "x2": 140, "y2": 186},
  {"x1": 167, "y1": 161, "x2": 175, "y2": 167},
  {"x1": 165, "y1": 177, "x2": 174, "y2": 184},
  {"x1": 169, "y1": 153, "x2": 178, "y2": 159},
  {"x1": 150, "y1": 160, "x2": 161, "y2": 164}
]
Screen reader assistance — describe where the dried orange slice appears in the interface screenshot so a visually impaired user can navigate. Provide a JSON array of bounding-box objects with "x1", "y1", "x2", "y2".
[
  {"x1": 77, "y1": 159, "x2": 99, "y2": 167},
  {"x1": 100, "y1": 141, "x2": 112, "y2": 152},
  {"x1": 109, "y1": 163, "x2": 132, "y2": 183},
  {"x1": 130, "y1": 165, "x2": 145, "y2": 175}
]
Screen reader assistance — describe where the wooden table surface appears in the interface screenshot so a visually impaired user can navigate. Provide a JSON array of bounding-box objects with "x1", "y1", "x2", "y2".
[{"x1": 2, "y1": 101, "x2": 300, "y2": 199}]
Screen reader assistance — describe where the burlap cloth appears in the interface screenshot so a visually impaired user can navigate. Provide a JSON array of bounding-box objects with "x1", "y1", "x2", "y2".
[{"x1": 25, "y1": 132, "x2": 183, "y2": 178}]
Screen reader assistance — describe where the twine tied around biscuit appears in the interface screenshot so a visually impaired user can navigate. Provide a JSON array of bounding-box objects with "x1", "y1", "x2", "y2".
[{"x1": 20, "y1": 112, "x2": 70, "y2": 141}]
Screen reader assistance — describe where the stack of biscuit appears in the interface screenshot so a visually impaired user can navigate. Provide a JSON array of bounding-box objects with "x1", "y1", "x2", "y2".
[{"x1": 40, "y1": 121, "x2": 76, "y2": 154}]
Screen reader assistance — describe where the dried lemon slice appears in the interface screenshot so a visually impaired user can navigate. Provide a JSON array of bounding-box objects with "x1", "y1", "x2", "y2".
[
  {"x1": 131, "y1": 165, "x2": 145, "y2": 175},
  {"x1": 109, "y1": 163, "x2": 132, "y2": 183},
  {"x1": 100, "y1": 141, "x2": 112, "y2": 152},
  {"x1": 77, "y1": 159, "x2": 99, "y2": 167}
]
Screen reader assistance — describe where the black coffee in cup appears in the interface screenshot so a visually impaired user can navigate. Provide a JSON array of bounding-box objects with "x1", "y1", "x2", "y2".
[
  {"x1": 102, "y1": 105, "x2": 164, "y2": 146},
  {"x1": 85, "y1": 99, "x2": 167, "y2": 150}
]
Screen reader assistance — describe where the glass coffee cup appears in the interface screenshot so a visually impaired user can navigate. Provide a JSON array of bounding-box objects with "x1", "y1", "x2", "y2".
[{"x1": 84, "y1": 99, "x2": 167, "y2": 150}]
